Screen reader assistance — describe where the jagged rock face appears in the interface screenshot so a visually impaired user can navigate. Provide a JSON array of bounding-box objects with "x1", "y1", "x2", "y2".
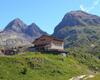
[
  {"x1": 0, "y1": 31, "x2": 31, "y2": 48},
  {"x1": 25, "y1": 23, "x2": 47, "y2": 39},
  {"x1": 54, "y1": 10, "x2": 100, "y2": 32},
  {"x1": 3, "y1": 18, "x2": 47, "y2": 40},
  {"x1": 3, "y1": 18, "x2": 47, "y2": 39},
  {"x1": 63, "y1": 10, "x2": 100, "y2": 26},
  {"x1": 4, "y1": 18, "x2": 27, "y2": 33},
  {"x1": 53, "y1": 10, "x2": 100, "y2": 47},
  {"x1": 0, "y1": 18, "x2": 47, "y2": 48}
]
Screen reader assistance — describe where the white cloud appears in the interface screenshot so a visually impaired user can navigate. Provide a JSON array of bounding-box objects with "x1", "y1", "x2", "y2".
[
  {"x1": 80, "y1": 0, "x2": 100, "y2": 12},
  {"x1": 80, "y1": 5, "x2": 88, "y2": 12}
]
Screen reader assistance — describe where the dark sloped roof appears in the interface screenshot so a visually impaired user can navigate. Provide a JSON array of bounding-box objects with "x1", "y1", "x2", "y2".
[{"x1": 33, "y1": 35, "x2": 64, "y2": 43}]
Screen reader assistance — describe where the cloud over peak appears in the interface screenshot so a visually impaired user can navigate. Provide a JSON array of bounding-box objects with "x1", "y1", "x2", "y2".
[{"x1": 80, "y1": 0, "x2": 100, "y2": 12}]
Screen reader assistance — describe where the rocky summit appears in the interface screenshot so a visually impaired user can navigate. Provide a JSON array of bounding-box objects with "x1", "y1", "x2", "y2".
[
  {"x1": 53, "y1": 10, "x2": 100, "y2": 47},
  {"x1": 0, "y1": 18, "x2": 47, "y2": 48}
]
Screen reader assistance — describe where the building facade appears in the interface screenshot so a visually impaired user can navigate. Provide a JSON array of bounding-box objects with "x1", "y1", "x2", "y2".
[{"x1": 33, "y1": 35, "x2": 65, "y2": 53}]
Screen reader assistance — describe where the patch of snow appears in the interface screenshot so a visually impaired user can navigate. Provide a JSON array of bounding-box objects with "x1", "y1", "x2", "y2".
[
  {"x1": 61, "y1": 53, "x2": 66, "y2": 57},
  {"x1": 69, "y1": 75, "x2": 86, "y2": 80},
  {"x1": 84, "y1": 75, "x2": 95, "y2": 80},
  {"x1": 91, "y1": 44, "x2": 95, "y2": 48},
  {"x1": 69, "y1": 74, "x2": 95, "y2": 80}
]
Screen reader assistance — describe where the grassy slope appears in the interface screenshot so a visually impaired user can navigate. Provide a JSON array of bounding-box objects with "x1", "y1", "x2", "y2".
[
  {"x1": 0, "y1": 52, "x2": 88, "y2": 80},
  {"x1": 67, "y1": 47, "x2": 100, "y2": 72},
  {"x1": 67, "y1": 47, "x2": 100, "y2": 80}
]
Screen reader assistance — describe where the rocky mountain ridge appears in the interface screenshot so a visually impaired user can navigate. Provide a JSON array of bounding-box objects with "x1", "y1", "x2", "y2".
[
  {"x1": 0, "y1": 10, "x2": 100, "y2": 48},
  {"x1": 0, "y1": 18, "x2": 47, "y2": 48},
  {"x1": 53, "y1": 10, "x2": 100, "y2": 47}
]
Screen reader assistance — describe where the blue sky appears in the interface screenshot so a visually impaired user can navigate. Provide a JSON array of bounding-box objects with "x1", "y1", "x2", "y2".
[{"x1": 0, "y1": 0, "x2": 100, "y2": 34}]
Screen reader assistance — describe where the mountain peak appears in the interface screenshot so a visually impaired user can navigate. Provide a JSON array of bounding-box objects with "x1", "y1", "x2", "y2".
[
  {"x1": 65, "y1": 10, "x2": 93, "y2": 18},
  {"x1": 68, "y1": 10, "x2": 87, "y2": 14},
  {"x1": 9, "y1": 18, "x2": 26, "y2": 26},
  {"x1": 3, "y1": 18, "x2": 47, "y2": 41},
  {"x1": 13, "y1": 18, "x2": 22, "y2": 21},
  {"x1": 25, "y1": 23, "x2": 47, "y2": 38},
  {"x1": 57, "y1": 10, "x2": 100, "y2": 27},
  {"x1": 53, "y1": 10, "x2": 100, "y2": 47},
  {"x1": 30, "y1": 23, "x2": 38, "y2": 27},
  {"x1": 4, "y1": 18, "x2": 27, "y2": 33}
]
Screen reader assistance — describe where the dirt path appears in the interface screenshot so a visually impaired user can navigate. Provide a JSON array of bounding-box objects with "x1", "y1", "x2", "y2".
[{"x1": 69, "y1": 74, "x2": 95, "y2": 80}]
